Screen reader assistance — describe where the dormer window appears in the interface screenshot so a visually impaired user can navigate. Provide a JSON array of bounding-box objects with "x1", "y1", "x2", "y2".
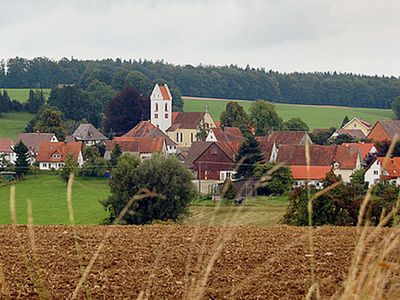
[{"x1": 52, "y1": 153, "x2": 61, "y2": 159}]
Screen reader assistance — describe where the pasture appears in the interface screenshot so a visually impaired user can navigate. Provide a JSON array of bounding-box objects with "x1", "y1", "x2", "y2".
[
  {"x1": 183, "y1": 96, "x2": 394, "y2": 129},
  {"x1": 0, "y1": 111, "x2": 34, "y2": 139},
  {"x1": 3, "y1": 88, "x2": 51, "y2": 102}
]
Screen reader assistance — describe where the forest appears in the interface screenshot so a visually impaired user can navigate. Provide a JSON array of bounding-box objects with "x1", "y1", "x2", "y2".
[{"x1": 1, "y1": 57, "x2": 400, "y2": 109}]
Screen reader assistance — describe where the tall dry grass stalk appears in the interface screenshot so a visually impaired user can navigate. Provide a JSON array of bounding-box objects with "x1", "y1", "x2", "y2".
[{"x1": 0, "y1": 262, "x2": 10, "y2": 299}]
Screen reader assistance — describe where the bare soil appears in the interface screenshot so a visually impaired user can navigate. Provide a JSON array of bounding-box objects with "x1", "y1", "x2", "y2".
[{"x1": 0, "y1": 225, "x2": 397, "y2": 299}]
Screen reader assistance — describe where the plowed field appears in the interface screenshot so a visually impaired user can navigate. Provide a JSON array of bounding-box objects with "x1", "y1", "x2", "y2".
[{"x1": 0, "y1": 225, "x2": 398, "y2": 299}]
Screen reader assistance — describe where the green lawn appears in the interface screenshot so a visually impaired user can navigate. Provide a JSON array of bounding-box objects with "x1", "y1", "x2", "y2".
[
  {"x1": 186, "y1": 196, "x2": 288, "y2": 226},
  {"x1": 183, "y1": 97, "x2": 394, "y2": 129},
  {"x1": 0, "y1": 175, "x2": 110, "y2": 224},
  {"x1": 3, "y1": 88, "x2": 51, "y2": 103},
  {"x1": 0, "y1": 111, "x2": 34, "y2": 139}
]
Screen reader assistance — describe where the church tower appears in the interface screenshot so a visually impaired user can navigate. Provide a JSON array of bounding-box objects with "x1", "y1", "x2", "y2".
[{"x1": 150, "y1": 84, "x2": 172, "y2": 133}]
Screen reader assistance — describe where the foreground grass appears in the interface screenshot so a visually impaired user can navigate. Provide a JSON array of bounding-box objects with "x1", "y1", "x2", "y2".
[
  {"x1": 3, "y1": 88, "x2": 51, "y2": 103},
  {"x1": 0, "y1": 175, "x2": 109, "y2": 224},
  {"x1": 0, "y1": 111, "x2": 34, "y2": 139},
  {"x1": 186, "y1": 196, "x2": 288, "y2": 226},
  {"x1": 183, "y1": 97, "x2": 393, "y2": 129}
]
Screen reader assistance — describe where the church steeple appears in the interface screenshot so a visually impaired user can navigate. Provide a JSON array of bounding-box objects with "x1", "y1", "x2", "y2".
[{"x1": 150, "y1": 84, "x2": 172, "y2": 133}]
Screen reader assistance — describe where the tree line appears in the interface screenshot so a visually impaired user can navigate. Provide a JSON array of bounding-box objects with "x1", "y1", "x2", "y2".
[{"x1": 1, "y1": 57, "x2": 400, "y2": 109}]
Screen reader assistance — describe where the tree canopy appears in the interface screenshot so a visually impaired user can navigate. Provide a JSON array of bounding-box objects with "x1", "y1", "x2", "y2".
[
  {"x1": 220, "y1": 101, "x2": 250, "y2": 129},
  {"x1": 249, "y1": 100, "x2": 284, "y2": 135},
  {"x1": 235, "y1": 134, "x2": 264, "y2": 179}
]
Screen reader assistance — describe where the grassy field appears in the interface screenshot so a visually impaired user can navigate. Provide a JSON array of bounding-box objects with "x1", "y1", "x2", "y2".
[
  {"x1": 0, "y1": 175, "x2": 110, "y2": 224},
  {"x1": 186, "y1": 196, "x2": 288, "y2": 226},
  {"x1": 0, "y1": 111, "x2": 34, "y2": 139},
  {"x1": 183, "y1": 96, "x2": 394, "y2": 129},
  {"x1": 3, "y1": 88, "x2": 51, "y2": 103}
]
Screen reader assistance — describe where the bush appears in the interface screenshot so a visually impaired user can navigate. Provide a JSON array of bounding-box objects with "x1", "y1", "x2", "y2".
[
  {"x1": 255, "y1": 162, "x2": 293, "y2": 196},
  {"x1": 102, "y1": 154, "x2": 197, "y2": 224},
  {"x1": 221, "y1": 178, "x2": 237, "y2": 201}
]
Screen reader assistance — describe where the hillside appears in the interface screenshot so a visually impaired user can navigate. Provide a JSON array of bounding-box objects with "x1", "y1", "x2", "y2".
[
  {"x1": 0, "y1": 225, "x2": 397, "y2": 299},
  {"x1": 183, "y1": 96, "x2": 393, "y2": 129}
]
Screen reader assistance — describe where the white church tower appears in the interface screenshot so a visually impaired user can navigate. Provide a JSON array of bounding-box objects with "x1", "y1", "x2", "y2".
[{"x1": 150, "y1": 84, "x2": 172, "y2": 133}]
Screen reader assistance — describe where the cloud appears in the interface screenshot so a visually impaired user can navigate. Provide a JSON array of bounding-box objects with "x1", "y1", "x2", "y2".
[{"x1": 0, "y1": 0, "x2": 399, "y2": 76}]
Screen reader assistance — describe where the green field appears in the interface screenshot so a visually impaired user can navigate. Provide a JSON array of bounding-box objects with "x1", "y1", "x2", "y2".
[
  {"x1": 186, "y1": 196, "x2": 288, "y2": 226},
  {"x1": 183, "y1": 97, "x2": 394, "y2": 129},
  {"x1": 0, "y1": 111, "x2": 34, "y2": 139},
  {"x1": 0, "y1": 175, "x2": 110, "y2": 224},
  {"x1": 2, "y1": 88, "x2": 51, "y2": 103}
]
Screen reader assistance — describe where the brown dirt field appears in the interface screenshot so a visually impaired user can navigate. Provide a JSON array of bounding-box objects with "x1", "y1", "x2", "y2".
[{"x1": 0, "y1": 225, "x2": 398, "y2": 299}]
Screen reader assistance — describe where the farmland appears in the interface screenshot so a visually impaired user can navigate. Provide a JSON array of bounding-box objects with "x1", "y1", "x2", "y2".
[
  {"x1": 0, "y1": 225, "x2": 397, "y2": 299},
  {"x1": 3, "y1": 88, "x2": 51, "y2": 102},
  {"x1": 183, "y1": 96, "x2": 394, "y2": 129}
]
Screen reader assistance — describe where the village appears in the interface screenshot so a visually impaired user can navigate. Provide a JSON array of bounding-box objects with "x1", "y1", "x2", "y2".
[{"x1": 1, "y1": 83, "x2": 399, "y2": 198}]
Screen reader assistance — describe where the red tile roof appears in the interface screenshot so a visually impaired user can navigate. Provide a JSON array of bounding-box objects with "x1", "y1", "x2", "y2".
[
  {"x1": 291, "y1": 166, "x2": 332, "y2": 180},
  {"x1": 185, "y1": 141, "x2": 241, "y2": 167},
  {"x1": 17, "y1": 133, "x2": 57, "y2": 154},
  {"x1": 266, "y1": 131, "x2": 309, "y2": 145},
  {"x1": 342, "y1": 143, "x2": 376, "y2": 159},
  {"x1": 376, "y1": 157, "x2": 400, "y2": 178},
  {"x1": 256, "y1": 136, "x2": 275, "y2": 161},
  {"x1": 167, "y1": 112, "x2": 206, "y2": 131},
  {"x1": 334, "y1": 144, "x2": 360, "y2": 169},
  {"x1": 123, "y1": 121, "x2": 176, "y2": 146},
  {"x1": 0, "y1": 138, "x2": 14, "y2": 153},
  {"x1": 36, "y1": 142, "x2": 82, "y2": 162},
  {"x1": 159, "y1": 85, "x2": 171, "y2": 100},
  {"x1": 277, "y1": 145, "x2": 336, "y2": 166},
  {"x1": 108, "y1": 137, "x2": 165, "y2": 153},
  {"x1": 211, "y1": 127, "x2": 244, "y2": 142}
]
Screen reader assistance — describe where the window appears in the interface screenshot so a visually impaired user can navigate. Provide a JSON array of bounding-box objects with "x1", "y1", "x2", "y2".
[
  {"x1": 176, "y1": 132, "x2": 180, "y2": 142},
  {"x1": 373, "y1": 170, "x2": 378, "y2": 175},
  {"x1": 180, "y1": 132, "x2": 183, "y2": 142},
  {"x1": 52, "y1": 153, "x2": 61, "y2": 159},
  {"x1": 165, "y1": 113, "x2": 168, "y2": 118},
  {"x1": 155, "y1": 103, "x2": 158, "y2": 112},
  {"x1": 191, "y1": 132, "x2": 194, "y2": 142},
  {"x1": 154, "y1": 113, "x2": 158, "y2": 119},
  {"x1": 43, "y1": 163, "x2": 47, "y2": 168},
  {"x1": 165, "y1": 103, "x2": 168, "y2": 112}
]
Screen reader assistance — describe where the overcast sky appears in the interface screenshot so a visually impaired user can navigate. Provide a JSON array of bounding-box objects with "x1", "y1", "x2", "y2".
[{"x1": 0, "y1": 0, "x2": 399, "y2": 76}]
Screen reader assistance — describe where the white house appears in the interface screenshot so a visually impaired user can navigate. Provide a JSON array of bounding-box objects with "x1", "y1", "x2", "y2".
[
  {"x1": 72, "y1": 123, "x2": 108, "y2": 146},
  {"x1": 150, "y1": 84, "x2": 172, "y2": 133},
  {"x1": 0, "y1": 138, "x2": 16, "y2": 166},
  {"x1": 365, "y1": 157, "x2": 400, "y2": 186},
  {"x1": 36, "y1": 142, "x2": 84, "y2": 170}
]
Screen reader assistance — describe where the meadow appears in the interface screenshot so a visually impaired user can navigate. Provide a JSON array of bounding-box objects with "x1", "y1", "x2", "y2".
[
  {"x1": 0, "y1": 111, "x2": 34, "y2": 139},
  {"x1": 183, "y1": 96, "x2": 394, "y2": 129},
  {"x1": 3, "y1": 88, "x2": 51, "y2": 102}
]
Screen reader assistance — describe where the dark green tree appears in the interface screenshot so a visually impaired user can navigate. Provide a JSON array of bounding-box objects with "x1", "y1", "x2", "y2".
[
  {"x1": 392, "y1": 96, "x2": 400, "y2": 120},
  {"x1": 235, "y1": 135, "x2": 264, "y2": 179},
  {"x1": 59, "y1": 153, "x2": 78, "y2": 184},
  {"x1": 109, "y1": 144, "x2": 122, "y2": 169},
  {"x1": 26, "y1": 89, "x2": 45, "y2": 113},
  {"x1": 13, "y1": 141, "x2": 30, "y2": 178},
  {"x1": 329, "y1": 133, "x2": 355, "y2": 145},
  {"x1": 309, "y1": 127, "x2": 336, "y2": 145},
  {"x1": 341, "y1": 115, "x2": 350, "y2": 127},
  {"x1": 249, "y1": 100, "x2": 284, "y2": 135},
  {"x1": 32, "y1": 106, "x2": 68, "y2": 140},
  {"x1": 284, "y1": 117, "x2": 309, "y2": 132},
  {"x1": 103, "y1": 87, "x2": 150, "y2": 136},
  {"x1": 220, "y1": 101, "x2": 250, "y2": 128},
  {"x1": 254, "y1": 162, "x2": 293, "y2": 195},
  {"x1": 221, "y1": 178, "x2": 237, "y2": 201},
  {"x1": 79, "y1": 146, "x2": 107, "y2": 177},
  {"x1": 102, "y1": 154, "x2": 196, "y2": 224}
]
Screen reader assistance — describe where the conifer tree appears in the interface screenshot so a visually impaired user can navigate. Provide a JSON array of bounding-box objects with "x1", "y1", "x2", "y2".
[
  {"x1": 235, "y1": 135, "x2": 264, "y2": 179},
  {"x1": 109, "y1": 144, "x2": 122, "y2": 169},
  {"x1": 13, "y1": 141, "x2": 30, "y2": 178}
]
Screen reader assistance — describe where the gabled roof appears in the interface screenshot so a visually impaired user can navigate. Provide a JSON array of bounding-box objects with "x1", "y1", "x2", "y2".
[
  {"x1": 342, "y1": 143, "x2": 376, "y2": 159},
  {"x1": 107, "y1": 137, "x2": 166, "y2": 153},
  {"x1": 343, "y1": 117, "x2": 371, "y2": 129},
  {"x1": 277, "y1": 145, "x2": 336, "y2": 166},
  {"x1": 0, "y1": 138, "x2": 14, "y2": 153},
  {"x1": 291, "y1": 166, "x2": 332, "y2": 180},
  {"x1": 123, "y1": 121, "x2": 177, "y2": 146},
  {"x1": 333, "y1": 144, "x2": 360, "y2": 169},
  {"x1": 334, "y1": 129, "x2": 366, "y2": 140},
  {"x1": 266, "y1": 131, "x2": 309, "y2": 146},
  {"x1": 151, "y1": 84, "x2": 171, "y2": 101},
  {"x1": 17, "y1": 133, "x2": 57, "y2": 153},
  {"x1": 36, "y1": 142, "x2": 82, "y2": 162},
  {"x1": 159, "y1": 85, "x2": 171, "y2": 100},
  {"x1": 72, "y1": 124, "x2": 107, "y2": 141},
  {"x1": 375, "y1": 157, "x2": 400, "y2": 179},
  {"x1": 167, "y1": 112, "x2": 206, "y2": 131},
  {"x1": 210, "y1": 127, "x2": 244, "y2": 142},
  {"x1": 184, "y1": 141, "x2": 241, "y2": 167},
  {"x1": 373, "y1": 120, "x2": 400, "y2": 140},
  {"x1": 256, "y1": 137, "x2": 275, "y2": 161}
]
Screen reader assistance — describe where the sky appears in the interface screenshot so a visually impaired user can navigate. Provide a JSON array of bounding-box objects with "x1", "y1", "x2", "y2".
[{"x1": 0, "y1": 0, "x2": 399, "y2": 76}]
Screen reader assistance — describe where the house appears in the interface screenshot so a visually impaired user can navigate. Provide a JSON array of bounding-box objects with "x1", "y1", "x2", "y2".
[
  {"x1": 256, "y1": 138, "x2": 278, "y2": 163},
  {"x1": 36, "y1": 142, "x2": 83, "y2": 170},
  {"x1": 367, "y1": 120, "x2": 400, "y2": 142},
  {"x1": 342, "y1": 143, "x2": 377, "y2": 161},
  {"x1": 365, "y1": 157, "x2": 400, "y2": 186},
  {"x1": 123, "y1": 120, "x2": 177, "y2": 154},
  {"x1": 150, "y1": 84, "x2": 172, "y2": 133},
  {"x1": 332, "y1": 144, "x2": 362, "y2": 183},
  {"x1": 206, "y1": 127, "x2": 244, "y2": 142},
  {"x1": 342, "y1": 117, "x2": 371, "y2": 136},
  {"x1": 330, "y1": 128, "x2": 366, "y2": 141},
  {"x1": 17, "y1": 132, "x2": 58, "y2": 160},
  {"x1": 167, "y1": 112, "x2": 216, "y2": 149},
  {"x1": 72, "y1": 123, "x2": 108, "y2": 146},
  {"x1": 185, "y1": 141, "x2": 241, "y2": 181},
  {"x1": 104, "y1": 137, "x2": 167, "y2": 160},
  {"x1": 276, "y1": 145, "x2": 337, "y2": 166},
  {"x1": 265, "y1": 131, "x2": 312, "y2": 146},
  {"x1": 0, "y1": 138, "x2": 16, "y2": 166},
  {"x1": 291, "y1": 166, "x2": 332, "y2": 188}
]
